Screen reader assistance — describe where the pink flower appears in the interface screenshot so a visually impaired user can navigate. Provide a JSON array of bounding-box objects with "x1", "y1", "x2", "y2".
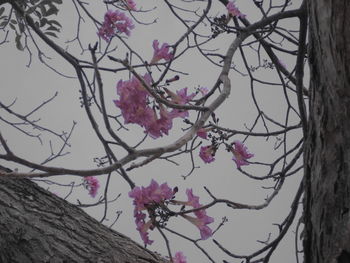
[
  {"x1": 226, "y1": 1, "x2": 246, "y2": 18},
  {"x1": 150, "y1": 40, "x2": 173, "y2": 64},
  {"x1": 182, "y1": 213, "x2": 214, "y2": 240},
  {"x1": 199, "y1": 145, "x2": 216, "y2": 163},
  {"x1": 197, "y1": 128, "x2": 208, "y2": 139},
  {"x1": 123, "y1": 0, "x2": 137, "y2": 11},
  {"x1": 179, "y1": 189, "x2": 214, "y2": 240},
  {"x1": 165, "y1": 87, "x2": 196, "y2": 118},
  {"x1": 173, "y1": 251, "x2": 187, "y2": 263},
  {"x1": 129, "y1": 186, "x2": 147, "y2": 211},
  {"x1": 136, "y1": 216, "x2": 154, "y2": 245},
  {"x1": 98, "y1": 10, "x2": 134, "y2": 41},
  {"x1": 185, "y1": 188, "x2": 201, "y2": 208},
  {"x1": 145, "y1": 104, "x2": 174, "y2": 139},
  {"x1": 83, "y1": 176, "x2": 100, "y2": 198},
  {"x1": 143, "y1": 179, "x2": 174, "y2": 203},
  {"x1": 198, "y1": 87, "x2": 209, "y2": 96},
  {"x1": 231, "y1": 140, "x2": 254, "y2": 168}
]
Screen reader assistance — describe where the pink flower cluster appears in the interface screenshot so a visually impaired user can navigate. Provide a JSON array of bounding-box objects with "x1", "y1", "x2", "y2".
[
  {"x1": 231, "y1": 140, "x2": 254, "y2": 168},
  {"x1": 98, "y1": 10, "x2": 134, "y2": 41},
  {"x1": 173, "y1": 251, "x2": 187, "y2": 263},
  {"x1": 180, "y1": 189, "x2": 214, "y2": 240},
  {"x1": 114, "y1": 74, "x2": 196, "y2": 138},
  {"x1": 129, "y1": 181, "x2": 214, "y2": 245},
  {"x1": 113, "y1": 73, "x2": 164, "y2": 137},
  {"x1": 150, "y1": 40, "x2": 174, "y2": 64},
  {"x1": 83, "y1": 176, "x2": 100, "y2": 198},
  {"x1": 129, "y1": 180, "x2": 174, "y2": 245},
  {"x1": 199, "y1": 139, "x2": 254, "y2": 168},
  {"x1": 226, "y1": 1, "x2": 246, "y2": 18}
]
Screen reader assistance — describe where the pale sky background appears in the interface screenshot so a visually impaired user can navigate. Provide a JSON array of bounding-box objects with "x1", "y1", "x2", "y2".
[{"x1": 1, "y1": 0, "x2": 305, "y2": 262}]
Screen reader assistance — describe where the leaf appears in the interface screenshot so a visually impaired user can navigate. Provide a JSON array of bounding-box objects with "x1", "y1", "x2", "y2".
[
  {"x1": 46, "y1": 25, "x2": 59, "y2": 32},
  {"x1": 44, "y1": 31, "x2": 57, "y2": 38},
  {"x1": 40, "y1": 18, "x2": 48, "y2": 27},
  {"x1": 48, "y1": 19, "x2": 61, "y2": 28},
  {"x1": 10, "y1": 19, "x2": 17, "y2": 24},
  {"x1": 15, "y1": 34, "x2": 24, "y2": 51},
  {"x1": 9, "y1": 23, "x2": 15, "y2": 30},
  {"x1": 34, "y1": 10, "x2": 41, "y2": 19},
  {"x1": 26, "y1": 6, "x2": 37, "y2": 15},
  {"x1": 45, "y1": 6, "x2": 58, "y2": 17},
  {"x1": 0, "y1": 7, "x2": 5, "y2": 17},
  {"x1": 41, "y1": 0, "x2": 52, "y2": 5},
  {"x1": 18, "y1": 22, "x2": 25, "y2": 33},
  {"x1": 39, "y1": 4, "x2": 46, "y2": 17},
  {"x1": 0, "y1": 21, "x2": 8, "y2": 27}
]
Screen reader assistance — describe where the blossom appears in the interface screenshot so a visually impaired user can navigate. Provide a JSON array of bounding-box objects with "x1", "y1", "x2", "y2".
[
  {"x1": 150, "y1": 40, "x2": 173, "y2": 64},
  {"x1": 135, "y1": 216, "x2": 154, "y2": 245},
  {"x1": 199, "y1": 87, "x2": 209, "y2": 96},
  {"x1": 129, "y1": 180, "x2": 175, "y2": 245},
  {"x1": 180, "y1": 188, "x2": 214, "y2": 240},
  {"x1": 128, "y1": 179, "x2": 174, "y2": 211},
  {"x1": 173, "y1": 251, "x2": 187, "y2": 263},
  {"x1": 199, "y1": 145, "x2": 216, "y2": 163},
  {"x1": 98, "y1": 10, "x2": 134, "y2": 41},
  {"x1": 123, "y1": 0, "x2": 137, "y2": 11},
  {"x1": 114, "y1": 73, "x2": 197, "y2": 138},
  {"x1": 185, "y1": 188, "x2": 201, "y2": 208},
  {"x1": 231, "y1": 140, "x2": 254, "y2": 168},
  {"x1": 168, "y1": 87, "x2": 196, "y2": 105},
  {"x1": 83, "y1": 176, "x2": 100, "y2": 198},
  {"x1": 226, "y1": 1, "x2": 246, "y2": 18},
  {"x1": 113, "y1": 73, "x2": 154, "y2": 128},
  {"x1": 170, "y1": 188, "x2": 200, "y2": 207},
  {"x1": 129, "y1": 186, "x2": 147, "y2": 211},
  {"x1": 165, "y1": 87, "x2": 196, "y2": 118},
  {"x1": 180, "y1": 189, "x2": 214, "y2": 240},
  {"x1": 197, "y1": 128, "x2": 208, "y2": 139},
  {"x1": 143, "y1": 179, "x2": 174, "y2": 204},
  {"x1": 145, "y1": 104, "x2": 173, "y2": 139},
  {"x1": 183, "y1": 213, "x2": 214, "y2": 240},
  {"x1": 114, "y1": 74, "x2": 177, "y2": 139}
]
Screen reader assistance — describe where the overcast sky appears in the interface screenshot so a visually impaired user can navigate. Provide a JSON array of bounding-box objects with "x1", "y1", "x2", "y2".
[{"x1": 1, "y1": 1, "x2": 305, "y2": 262}]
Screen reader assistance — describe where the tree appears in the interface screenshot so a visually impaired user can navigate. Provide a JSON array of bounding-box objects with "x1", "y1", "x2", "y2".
[
  {"x1": 303, "y1": 0, "x2": 350, "y2": 262},
  {"x1": 0, "y1": 175, "x2": 168, "y2": 263},
  {"x1": 0, "y1": 0, "x2": 347, "y2": 262}
]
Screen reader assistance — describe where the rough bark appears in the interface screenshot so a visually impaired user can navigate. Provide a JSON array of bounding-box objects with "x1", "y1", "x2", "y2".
[
  {"x1": 0, "y1": 177, "x2": 168, "y2": 263},
  {"x1": 304, "y1": 0, "x2": 350, "y2": 262}
]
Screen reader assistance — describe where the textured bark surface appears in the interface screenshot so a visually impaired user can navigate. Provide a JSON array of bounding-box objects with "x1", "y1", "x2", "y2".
[
  {"x1": 0, "y1": 177, "x2": 168, "y2": 263},
  {"x1": 304, "y1": 0, "x2": 350, "y2": 262}
]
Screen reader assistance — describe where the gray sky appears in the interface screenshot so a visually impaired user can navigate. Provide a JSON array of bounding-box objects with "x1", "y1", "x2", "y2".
[{"x1": 1, "y1": 0, "x2": 305, "y2": 262}]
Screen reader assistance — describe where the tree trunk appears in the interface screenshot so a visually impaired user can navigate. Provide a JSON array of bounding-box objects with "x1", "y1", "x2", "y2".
[
  {"x1": 304, "y1": 0, "x2": 350, "y2": 262},
  {"x1": 0, "y1": 177, "x2": 168, "y2": 263}
]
